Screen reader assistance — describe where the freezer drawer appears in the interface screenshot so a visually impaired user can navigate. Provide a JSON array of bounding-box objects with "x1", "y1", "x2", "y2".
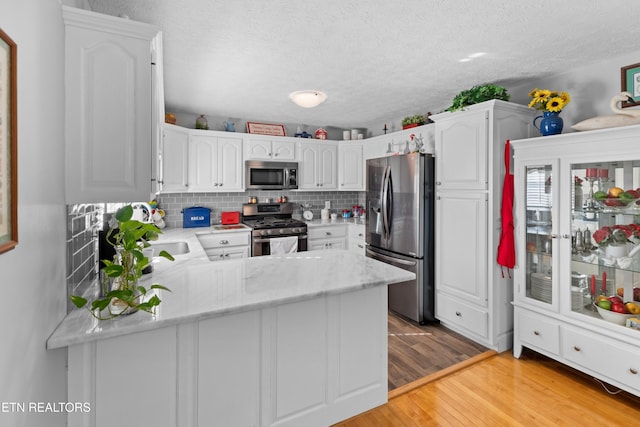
[{"x1": 366, "y1": 246, "x2": 434, "y2": 323}]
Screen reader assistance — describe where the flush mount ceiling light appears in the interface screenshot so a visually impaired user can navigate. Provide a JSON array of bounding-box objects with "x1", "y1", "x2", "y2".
[{"x1": 289, "y1": 90, "x2": 328, "y2": 108}]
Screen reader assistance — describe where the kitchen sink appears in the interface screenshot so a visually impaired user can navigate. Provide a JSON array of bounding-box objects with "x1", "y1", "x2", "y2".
[{"x1": 149, "y1": 241, "x2": 190, "y2": 255}]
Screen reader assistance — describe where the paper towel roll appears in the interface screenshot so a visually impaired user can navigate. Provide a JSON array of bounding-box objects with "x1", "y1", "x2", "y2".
[{"x1": 321, "y1": 209, "x2": 330, "y2": 219}]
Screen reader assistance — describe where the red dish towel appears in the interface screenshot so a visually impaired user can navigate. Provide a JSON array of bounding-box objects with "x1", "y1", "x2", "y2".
[{"x1": 497, "y1": 140, "x2": 515, "y2": 276}]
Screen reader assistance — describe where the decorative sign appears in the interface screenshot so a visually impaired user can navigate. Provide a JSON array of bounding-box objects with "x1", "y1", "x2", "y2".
[
  {"x1": 246, "y1": 122, "x2": 287, "y2": 136},
  {"x1": 0, "y1": 28, "x2": 17, "y2": 254},
  {"x1": 621, "y1": 62, "x2": 640, "y2": 108}
]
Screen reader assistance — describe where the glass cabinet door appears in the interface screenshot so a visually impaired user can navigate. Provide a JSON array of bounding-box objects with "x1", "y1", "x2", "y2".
[
  {"x1": 524, "y1": 164, "x2": 554, "y2": 305},
  {"x1": 569, "y1": 161, "x2": 640, "y2": 320}
]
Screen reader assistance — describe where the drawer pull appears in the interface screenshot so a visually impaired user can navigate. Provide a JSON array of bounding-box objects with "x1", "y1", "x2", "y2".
[
  {"x1": 533, "y1": 331, "x2": 540, "y2": 336},
  {"x1": 455, "y1": 311, "x2": 462, "y2": 317},
  {"x1": 630, "y1": 368, "x2": 638, "y2": 375},
  {"x1": 326, "y1": 232, "x2": 332, "y2": 236},
  {"x1": 220, "y1": 240, "x2": 229, "y2": 245},
  {"x1": 573, "y1": 346, "x2": 581, "y2": 352}
]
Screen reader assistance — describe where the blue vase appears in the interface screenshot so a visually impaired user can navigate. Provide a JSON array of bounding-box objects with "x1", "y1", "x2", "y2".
[{"x1": 533, "y1": 111, "x2": 563, "y2": 136}]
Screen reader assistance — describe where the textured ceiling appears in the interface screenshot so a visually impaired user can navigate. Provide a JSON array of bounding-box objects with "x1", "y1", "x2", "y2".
[{"x1": 89, "y1": 0, "x2": 640, "y2": 129}]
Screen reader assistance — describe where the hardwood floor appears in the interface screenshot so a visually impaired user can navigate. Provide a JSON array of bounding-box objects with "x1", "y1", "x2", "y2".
[
  {"x1": 387, "y1": 312, "x2": 489, "y2": 390},
  {"x1": 335, "y1": 348, "x2": 640, "y2": 426}
]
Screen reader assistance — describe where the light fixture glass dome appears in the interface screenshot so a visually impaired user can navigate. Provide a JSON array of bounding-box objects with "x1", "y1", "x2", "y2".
[{"x1": 289, "y1": 90, "x2": 327, "y2": 108}]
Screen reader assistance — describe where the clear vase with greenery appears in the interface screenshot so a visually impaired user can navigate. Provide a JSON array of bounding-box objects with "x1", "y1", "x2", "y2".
[{"x1": 71, "y1": 205, "x2": 174, "y2": 320}]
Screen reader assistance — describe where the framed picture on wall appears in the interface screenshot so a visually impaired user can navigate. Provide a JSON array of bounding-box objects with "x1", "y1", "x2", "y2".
[
  {"x1": 621, "y1": 62, "x2": 640, "y2": 108},
  {"x1": 0, "y1": 28, "x2": 17, "y2": 254}
]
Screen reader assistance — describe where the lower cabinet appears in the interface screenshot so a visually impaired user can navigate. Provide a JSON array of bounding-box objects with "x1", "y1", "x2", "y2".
[
  {"x1": 514, "y1": 307, "x2": 640, "y2": 397},
  {"x1": 308, "y1": 224, "x2": 347, "y2": 250},
  {"x1": 66, "y1": 286, "x2": 388, "y2": 427},
  {"x1": 196, "y1": 230, "x2": 251, "y2": 261}
]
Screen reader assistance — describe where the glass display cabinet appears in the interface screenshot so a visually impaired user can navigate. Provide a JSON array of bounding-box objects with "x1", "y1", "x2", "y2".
[{"x1": 512, "y1": 126, "x2": 640, "y2": 398}]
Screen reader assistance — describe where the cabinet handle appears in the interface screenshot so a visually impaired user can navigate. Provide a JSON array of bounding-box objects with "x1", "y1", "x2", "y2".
[
  {"x1": 219, "y1": 254, "x2": 224, "y2": 258},
  {"x1": 357, "y1": 244, "x2": 364, "y2": 248},
  {"x1": 220, "y1": 240, "x2": 229, "y2": 245},
  {"x1": 533, "y1": 331, "x2": 540, "y2": 336},
  {"x1": 219, "y1": 183, "x2": 223, "y2": 187},
  {"x1": 274, "y1": 153, "x2": 278, "y2": 157},
  {"x1": 573, "y1": 346, "x2": 581, "y2": 352},
  {"x1": 630, "y1": 368, "x2": 638, "y2": 375},
  {"x1": 455, "y1": 311, "x2": 462, "y2": 317},
  {"x1": 326, "y1": 232, "x2": 332, "y2": 236},
  {"x1": 562, "y1": 234, "x2": 570, "y2": 239},
  {"x1": 551, "y1": 234, "x2": 559, "y2": 239},
  {"x1": 436, "y1": 181, "x2": 441, "y2": 186}
]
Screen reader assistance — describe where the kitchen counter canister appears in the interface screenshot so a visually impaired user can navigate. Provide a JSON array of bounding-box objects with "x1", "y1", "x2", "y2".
[{"x1": 47, "y1": 226, "x2": 413, "y2": 427}]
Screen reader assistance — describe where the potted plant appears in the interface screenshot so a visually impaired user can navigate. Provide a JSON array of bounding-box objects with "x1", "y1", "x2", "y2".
[
  {"x1": 71, "y1": 205, "x2": 174, "y2": 320},
  {"x1": 402, "y1": 114, "x2": 426, "y2": 129},
  {"x1": 446, "y1": 83, "x2": 510, "y2": 112}
]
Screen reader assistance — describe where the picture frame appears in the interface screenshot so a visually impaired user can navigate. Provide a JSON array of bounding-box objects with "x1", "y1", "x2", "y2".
[
  {"x1": 246, "y1": 121, "x2": 287, "y2": 137},
  {"x1": 620, "y1": 62, "x2": 640, "y2": 108},
  {"x1": 0, "y1": 28, "x2": 17, "y2": 254}
]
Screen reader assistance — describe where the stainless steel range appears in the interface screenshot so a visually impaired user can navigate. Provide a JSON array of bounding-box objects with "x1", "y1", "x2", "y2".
[{"x1": 242, "y1": 203, "x2": 308, "y2": 256}]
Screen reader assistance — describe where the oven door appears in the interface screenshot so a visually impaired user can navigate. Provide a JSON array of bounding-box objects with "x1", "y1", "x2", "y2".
[{"x1": 252, "y1": 234, "x2": 308, "y2": 256}]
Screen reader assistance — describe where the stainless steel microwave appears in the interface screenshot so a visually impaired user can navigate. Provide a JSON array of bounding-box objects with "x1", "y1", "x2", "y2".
[{"x1": 245, "y1": 160, "x2": 298, "y2": 190}]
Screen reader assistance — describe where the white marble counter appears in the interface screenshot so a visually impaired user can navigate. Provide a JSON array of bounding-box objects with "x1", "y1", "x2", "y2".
[
  {"x1": 47, "y1": 226, "x2": 413, "y2": 349},
  {"x1": 305, "y1": 218, "x2": 365, "y2": 227}
]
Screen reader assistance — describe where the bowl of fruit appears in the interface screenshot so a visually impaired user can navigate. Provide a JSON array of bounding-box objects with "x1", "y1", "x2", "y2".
[
  {"x1": 593, "y1": 187, "x2": 640, "y2": 211},
  {"x1": 594, "y1": 295, "x2": 640, "y2": 325}
]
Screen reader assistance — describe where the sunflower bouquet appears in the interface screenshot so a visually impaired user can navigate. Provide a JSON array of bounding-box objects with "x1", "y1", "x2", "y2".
[{"x1": 528, "y1": 89, "x2": 571, "y2": 113}]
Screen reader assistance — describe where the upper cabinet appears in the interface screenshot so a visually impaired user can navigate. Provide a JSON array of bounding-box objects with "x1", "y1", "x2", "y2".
[
  {"x1": 298, "y1": 141, "x2": 338, "y2": 190},
  {"x1": 159, "y1": 124, "x2": 189, "y2": 193},
  {"x1": 63, "y1": 6, "x2": 161, "y2": 203},
  {"x1": 188, "y1": 132, "x2": 243, "y2": 192},
  {"x1": 338, "y1": 142, "x2": 364, "y2": 190},
  {"x1": 244, "y1": 136, "x2": 296, "y2": 161}
]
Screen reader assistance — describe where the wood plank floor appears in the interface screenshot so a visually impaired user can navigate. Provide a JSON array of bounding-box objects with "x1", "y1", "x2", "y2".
[
  {"x1": 387, "y1": 312, "x2": 489, "y2": 390},
  {"x1": 335, "y1": 348, "x2": 640, "y2": 426}
]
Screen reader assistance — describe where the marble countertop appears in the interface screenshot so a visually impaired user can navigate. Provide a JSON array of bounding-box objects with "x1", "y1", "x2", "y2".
[{"x1": 47, "y1": 226, "x2": 413, "y2": 350}]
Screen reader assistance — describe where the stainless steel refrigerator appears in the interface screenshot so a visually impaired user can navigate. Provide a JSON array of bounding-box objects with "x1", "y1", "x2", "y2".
[{"x1": 365, "y1": 153, "x2": 435, "y2": 324}]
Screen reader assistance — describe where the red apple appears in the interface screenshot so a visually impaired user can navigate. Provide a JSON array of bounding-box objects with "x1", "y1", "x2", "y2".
[
  {"x1": 634, "y1": 287, "x2": 640, "y2": 301},
  {"x1": 611, "y1": 302, "x2": 627, "y2": 314},
  {"x1": 626, "y1": 189, "x2": 640, "y2": 198},
  {"x1": 608, "y1": 295, "x2": 623, "y2": 304}
]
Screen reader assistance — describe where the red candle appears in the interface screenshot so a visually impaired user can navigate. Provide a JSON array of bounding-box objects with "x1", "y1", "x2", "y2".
[
  {"x1": 602, "y1": 271, "x2": 607, "y2": 294},
  {"x1": 586, "y1": 168, "x2": 598, "y2": 178},
  {"x1": 591, "y1": 275, "x2": 596, "y2": 296},
  {"x1": 598, "y1": 168, "x2": 609, "y2": 179}
]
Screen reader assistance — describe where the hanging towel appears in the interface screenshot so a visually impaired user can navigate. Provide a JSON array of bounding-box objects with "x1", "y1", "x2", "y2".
[
  {"x1": 269, "y1": 236, "x2": 298, "y2": 255},
  {"x1": 497, "y1": 140, "x2": 516, "y2": 276}
]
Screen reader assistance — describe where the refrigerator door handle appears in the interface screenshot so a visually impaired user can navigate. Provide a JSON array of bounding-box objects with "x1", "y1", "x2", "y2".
[
  {"x1": 366, "y1": 247, "x2": 416, "y2": 266},
  {"x1": 381, "y1": 165, "x2": 392, "y2": 240}
]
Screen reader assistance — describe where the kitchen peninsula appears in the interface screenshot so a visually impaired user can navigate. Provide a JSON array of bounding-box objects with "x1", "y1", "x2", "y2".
[{"x1": 47, "y1": 228, "x2": 414, "y2": 427}]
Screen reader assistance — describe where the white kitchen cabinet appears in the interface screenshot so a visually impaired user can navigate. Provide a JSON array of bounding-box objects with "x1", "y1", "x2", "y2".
[
  {"x1": 298, "y1": 141, "x2": 338, "y2": 190},
  {"x1": 431, "y1": 100, "x2": 535, "y2": 351},
  {"x1": 244, "y1": 136, "x2": 296, "y2": 161},
  {"x1": 196, "y1": 230, "x2": 251, "y2": 260},
  {"x1": 188, "y1": 132, "x2": 243, "y2": 192},
  {"x1": 63, "y1": 6, "x2": 161, "y2": 203},
  {"x1": 348, "y1": 223, "x2": 366, "y2": 255},
  {"x1": 308, "y1": 224, "x2": 346, "y2": 250},
  {"x1": 159, "y1": 124, "x2": 189, "y2": 192},
  {"x1": 512, "y1": 124, "x2": 640, "y2": 398},
  {"x1": 339, "y1": 142, "x2": 364, "y2": 190}
]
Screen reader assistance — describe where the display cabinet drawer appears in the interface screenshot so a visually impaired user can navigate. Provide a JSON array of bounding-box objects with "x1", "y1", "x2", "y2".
[
  {"x1": 197, "y1": 232, "x2": 250, "y2": 249},
  {"x1": 308, "y1": 225, "x2": 346, "y2": 240},
  {"x1": 516, "y1": 309, "x2": 560, "y2": 356},
  {"x1": 436, "y1": 291, "x2": 488, "y2": 338},
  {"x1": 563, "y1": 326, "x2": 640, "y2": 393}
]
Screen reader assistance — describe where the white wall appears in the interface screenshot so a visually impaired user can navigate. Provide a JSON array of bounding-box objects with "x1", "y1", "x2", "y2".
[{"x1": 0, "y1": 1, "x2": 71, "y2": 425}]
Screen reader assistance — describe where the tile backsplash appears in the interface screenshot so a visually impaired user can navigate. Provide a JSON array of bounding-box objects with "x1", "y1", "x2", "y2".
[{"x1": 156, "y1": 190, "x2": 365, "y2": 227}]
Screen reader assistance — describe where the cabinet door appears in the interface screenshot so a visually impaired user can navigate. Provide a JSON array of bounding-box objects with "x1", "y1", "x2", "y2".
[
  {"x1": 318, "y1": 144, "x2": 338, "y2": 189},
  {"x1": 160, "y1": 125, "x2": 189, "y2": 192},
  {"x1": 436, "y1": 192, "x2": 488, "y2": 306},
  {"x1": 217, "y1": 137, "x2": 243, "y2": 190},
  {"x1": 515, "y1": 160, "x2": 560, "y2": 311},
  {"x1": 64, "y1": 9, "x2": 158, "y2": 203},
  {"x1": 298, "y1": 144, "x2": 319, "y2": 189},
  {"x1": 273, "y1": 140, "x2": 296, "y2": 160},
  {"x1": 188, "y1": 135, "x2": 218, "y2": 191},
  {"x1": 339, "y1": 144, "x2": 364, "y2": 190},
  {"x1": 245, "y1": 139, "x2": 272, "y2": 160},
  {"x1": 435, "y1": 109, "x2": 488, "y2": 191}
]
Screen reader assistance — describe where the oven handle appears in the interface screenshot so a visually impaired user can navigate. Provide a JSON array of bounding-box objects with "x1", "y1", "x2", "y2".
[{"x1": 253, "y1": 234, "x2": 308, "y2": 243}]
